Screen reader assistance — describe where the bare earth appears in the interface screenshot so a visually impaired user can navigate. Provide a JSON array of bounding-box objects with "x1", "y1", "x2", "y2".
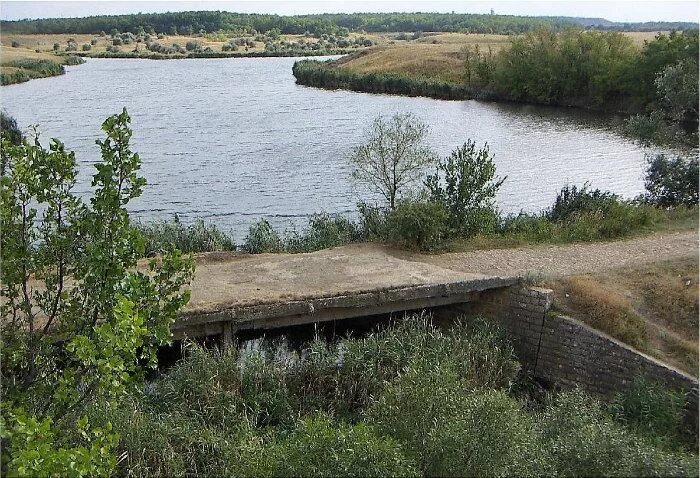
[
  {"x1": 186, "y1": 230, "x2": 698, "y2": 312},
  {"x1": 398, "y1": 230, "x2": 699, "y2": 278}
]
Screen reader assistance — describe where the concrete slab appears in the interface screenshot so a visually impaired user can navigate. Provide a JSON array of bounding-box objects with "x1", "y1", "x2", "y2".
[{"x1": 175, "y1": 243, "x2": 519, "y2": 336}]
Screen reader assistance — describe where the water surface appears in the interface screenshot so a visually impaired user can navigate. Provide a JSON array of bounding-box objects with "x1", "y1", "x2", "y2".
[{"x1": 2, "y1": 57, "x2": 666, "y2": 238}]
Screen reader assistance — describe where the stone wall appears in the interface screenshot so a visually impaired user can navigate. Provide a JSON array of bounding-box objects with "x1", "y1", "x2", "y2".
[{"x1": 471, "y1": 285, "x2": 698, "y2": 396}]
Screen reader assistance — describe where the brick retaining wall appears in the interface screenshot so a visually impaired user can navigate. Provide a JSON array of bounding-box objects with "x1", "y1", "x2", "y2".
[{"x1": 471, "y1": 286, "x2": 698, "y2": 396}]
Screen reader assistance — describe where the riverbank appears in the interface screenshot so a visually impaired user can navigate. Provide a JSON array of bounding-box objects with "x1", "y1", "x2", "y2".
[
  {"x1": 293, "y1": 30, "x2": 698, "y2": 147},
  {"x1": 0, "y1": 46, "x2": 84, "y2": 85}
]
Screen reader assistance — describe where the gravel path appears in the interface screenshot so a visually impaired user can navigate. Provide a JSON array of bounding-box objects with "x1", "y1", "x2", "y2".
[{"x1": 400, "y1": 230, "x2": 698, "y2": 278}]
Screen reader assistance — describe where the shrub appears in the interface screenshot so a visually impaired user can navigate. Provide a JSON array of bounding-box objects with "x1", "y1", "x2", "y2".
[
  {"x1": 112, "y1": 37, "x2": 122, "y2": 46},
  {"x1": 357, "y1": 202, "x2": 387, "y2": 240},
  {"x1": 1, "y1": 110, "x2": 194, "y2": 476},
  {"x1": 134, "y1": 216, "x2": 236, "y2": 256},
  {"x1": 243, "y1": 219, "x2": 283, "y2": 253},
  {"x1": 539, "y1": 390, "x2": 698, "y2": 477},
  {"x1": 82, "y1": 43, "x2": 92, "y2": 51},
  {"x1": 610, "y1": 376, "x2": 689, "y2": 448},
  {"x1": 549, "y1": 183, "x2": 620, "y2": 221},
  {"x1": 285, "y1": 213, "x2": 359, "y2": 253},
  {"x1": 0, "y1": 111, "x2": 23, "y2": 145},
  {"x1": 367, "y1": 364, "x2": 541, "y2": 476},
  {"x1": 63, "y1": 55, "x2": 85, "y2": 65},
  {"x1": 272, "y1": 415, "x2": 419, "y2": 477},
  {"x1": 426, "y1": 140, "x2": 505, "y2": 235},
  {"x1": 383, "y1": 199, "x2": 450, "y2": 251},
  {"x1": 185, "y1": 41, "x2": 201, "y2": 51},
  {"x1": 644, "y1": 154, "x2": 699, "y2": 207},
  {"x1": 11, "y1": 40, "x2": 20, "y2": 47}
]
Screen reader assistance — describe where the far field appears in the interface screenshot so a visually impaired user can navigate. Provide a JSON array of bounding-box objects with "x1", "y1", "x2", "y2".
[
  {"x1": 340, "y1": 32, "x2": 659, "y2": 83},
  {"x1": 337, "y1": 31, "x2": 665, "y2": 83},
  {"x1": 1, "y1": 30, "x2": 663, "y2": 85}
]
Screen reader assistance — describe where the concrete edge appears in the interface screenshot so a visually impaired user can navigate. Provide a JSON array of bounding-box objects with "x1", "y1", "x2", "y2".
[{"x1": 174, "y1": 275, "x2": 520, "y2": 330}]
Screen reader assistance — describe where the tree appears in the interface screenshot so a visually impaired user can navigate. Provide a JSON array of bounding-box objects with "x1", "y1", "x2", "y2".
[
  {"x1": 0, "y1": 110, "x2": 195, "y2": 476},
  {"x1": 349, "y1": 113, "x2": 437, "y2": 210},
  {"x1": 425, "y1": 141, "x2": 505, "y2": 235},
  {"x1": 654, "y1": 58, "x2": 699, "y2": 124},
  {"x1": 644, "y1": 154, "x2": 699, "y2": 207}
]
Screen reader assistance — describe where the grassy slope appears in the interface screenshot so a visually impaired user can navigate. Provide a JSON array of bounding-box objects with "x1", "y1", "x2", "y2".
[
  {"x1": 338, "y1": 31, "x2": 665, "y2": 84},
  {"x1": 546, "y1": 257, "x2": 698, "y2": 376}
]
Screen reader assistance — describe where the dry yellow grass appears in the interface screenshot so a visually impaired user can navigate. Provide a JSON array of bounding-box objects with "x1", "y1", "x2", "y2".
[
  {"x1": 340, "y1": 31, "x2": 668, "y2": 83},
  {"x1": 340, "y1": 33, "x2": 510, "y2": 83},
  {"x1": 547, "y1": 258, "x2": 699, "y2": 376},
  {"x1": 0, "y1": 32, "x2": 386, "y2": 58}
]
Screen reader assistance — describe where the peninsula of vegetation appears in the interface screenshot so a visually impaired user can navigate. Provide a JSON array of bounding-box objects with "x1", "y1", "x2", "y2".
[{"x1": 293, "y1": 29, "x2": 699, "y2": 146}]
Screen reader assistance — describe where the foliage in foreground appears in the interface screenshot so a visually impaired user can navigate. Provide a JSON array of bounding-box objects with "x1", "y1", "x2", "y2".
[
  {"x1": 0, "y1": 111, "x2": 194, "y2": 476},
  {"x1": 87, "y1": 315, "x2": 697, "y2": 477}
]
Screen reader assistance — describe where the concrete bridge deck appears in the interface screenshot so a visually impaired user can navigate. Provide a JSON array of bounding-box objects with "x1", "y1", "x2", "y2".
[{"x1": 174, "y1": 244, "x2": 519, "y2": 339}]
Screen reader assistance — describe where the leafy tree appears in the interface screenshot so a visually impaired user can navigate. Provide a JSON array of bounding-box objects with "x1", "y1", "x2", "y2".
[
  {"x1": 349, "y1": 113, "x2": 437, "y2": 210},
  {"x1": 426, "y1": 141, "x2": 505, "y2": 235},
  {"x1": 0, "y1": 112, "x2": 23, "y2": 146},
  {"x1": 0, "y1": 110, "x2": 195, "y2": 476},
  {"x1": 644, "y1": 154, "x2": 699, "y2": 207},
  {"x1": 654, "y1": 58, "x2": 699, "y2": 124}
]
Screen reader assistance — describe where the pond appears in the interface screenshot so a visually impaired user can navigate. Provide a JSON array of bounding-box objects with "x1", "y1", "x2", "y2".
[{"x1": 2, "y1": 56, "x2": 668, "y2": 238}]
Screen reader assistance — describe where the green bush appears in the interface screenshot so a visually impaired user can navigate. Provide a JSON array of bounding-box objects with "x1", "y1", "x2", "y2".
[
  {"x1": 0, "y1": 111, "x2": 23, "y2": 145},
  {"x1": 383, "y1": 199, "x2": 450, "y2": 251},
  {"x1": 644, "y1": 154, "x2": 699, "y2": 207},
  {"x1": 272, "y1": 415, "x2": 419, "y2": 477},
  {"x1": 357, "y1": 202, "x2": 387, "y2": 240},
  {"x1": 610, "y1": 376, "x2": 689, "y2": 448},
  {"x1": 367, "y1": 363, "x2": 542, "y2": 476},
  {"x1": 549, "y1": 183, "x2": 620, "y2": 221},
  {"x1": 135, "y1": 216, "x2": 236, "y2": 256},
  {"x1": 539, "y1": 390, "x2": 698, "y2": 477},
  {"x1": 285, "y1": 213, "x2": 359, "y2": 253},
  {"x1": 426, "y1": 140, "x2": 505, "y2": 236},
  {"x1": 243, "y1": 219, "x2": 283, "y2": 253}
]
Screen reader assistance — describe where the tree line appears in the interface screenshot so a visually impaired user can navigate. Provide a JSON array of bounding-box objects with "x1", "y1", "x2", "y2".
[{"x1": 2, "y1": 11, "x2": 694, "y2": 36}]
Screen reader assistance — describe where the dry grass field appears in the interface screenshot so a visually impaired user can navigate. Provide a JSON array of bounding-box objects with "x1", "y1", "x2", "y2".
[
  {"x1": 547, "y1": 257, "x2": 698, "y2": 376},
  {"x1": 339, "y1": 31, "x2": 667, "y2": 83},
  {"x1": 0, "y1": 32, "x2": 386, "y2": 57}
]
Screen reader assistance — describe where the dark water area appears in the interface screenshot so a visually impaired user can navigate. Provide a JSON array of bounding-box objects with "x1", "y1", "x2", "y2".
[{"x1": 2, "y1": 56, "x2": 673, "y2": 239}]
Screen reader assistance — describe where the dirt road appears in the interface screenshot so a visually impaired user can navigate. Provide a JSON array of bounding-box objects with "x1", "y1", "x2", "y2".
[
  {"x1": 398, "y1": 230, "x2": 698, "y2": 278},
  {"x1": 187, "y1": 231, "x2": 697, "y2": 312}
]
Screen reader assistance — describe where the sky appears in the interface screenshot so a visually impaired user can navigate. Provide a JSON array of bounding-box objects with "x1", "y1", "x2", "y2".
[{"x1": 1, "y1": 0, "x2": 698, "y2": 23}]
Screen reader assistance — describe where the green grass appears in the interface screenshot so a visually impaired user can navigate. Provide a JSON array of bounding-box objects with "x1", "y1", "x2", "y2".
[
  {"x1": 134, "y1": 217, "x2": 236, "y2": 256},
  {"x1": 448, "y1": 205, "x2": 697, "y2": 252},
  {"x1": 0, "y1": 56, "x2": 84, "y2": 85}
]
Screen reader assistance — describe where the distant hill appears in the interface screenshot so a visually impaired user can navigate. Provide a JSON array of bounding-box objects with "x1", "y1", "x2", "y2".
[
  {"x1": 1, "y1": 11, "x2": 696, "y2": 36},
  {"x1": 560, "y1": 16, "x2": 697, "y2": 30}
]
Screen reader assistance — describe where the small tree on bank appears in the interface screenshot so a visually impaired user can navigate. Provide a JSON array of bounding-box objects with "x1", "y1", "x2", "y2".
[
  {"x1": 425, "y1": 141, "x2": 505, "y2": 236},
  {"x1": 349, "y1": 113, "x2": 437, "y2": 210}
]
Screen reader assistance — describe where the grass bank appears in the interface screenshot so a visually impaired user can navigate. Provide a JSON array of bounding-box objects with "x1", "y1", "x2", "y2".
[
  {"x1": 547, "y1": 257, "x2": 699, "y2": 375},
  {"x1": 0, "y1": 50, "x2": 84, "y2": 85}
]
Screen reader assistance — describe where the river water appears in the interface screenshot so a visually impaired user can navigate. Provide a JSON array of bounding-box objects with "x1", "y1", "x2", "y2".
[{"x1": 2, "y1": 56, "x2": 667, "y2": 238}]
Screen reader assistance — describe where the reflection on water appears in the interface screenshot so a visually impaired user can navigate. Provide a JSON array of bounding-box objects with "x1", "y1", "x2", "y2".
[{"x1": 2, "y1": 56, "x2": 675, "y2": 238}]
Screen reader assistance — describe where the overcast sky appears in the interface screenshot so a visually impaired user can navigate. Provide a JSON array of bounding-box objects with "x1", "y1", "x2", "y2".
[{"x1": 1, "y1": 0, "x2": 698, "y2": 23}]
